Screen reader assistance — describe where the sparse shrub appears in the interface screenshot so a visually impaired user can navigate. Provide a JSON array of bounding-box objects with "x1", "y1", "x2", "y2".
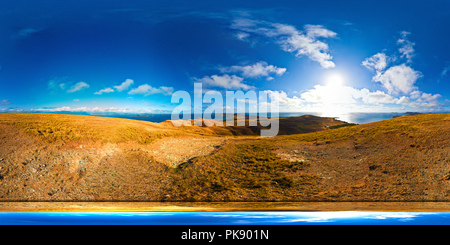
[
  {"x1": 211, "y1": 181, "x2": 226, "y2": 191},
  {"x1": 273, "y1": 176, "x2": 295, "y2": 188}
]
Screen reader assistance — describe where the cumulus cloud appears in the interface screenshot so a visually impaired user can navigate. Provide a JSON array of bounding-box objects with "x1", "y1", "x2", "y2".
[
  {"x1": 94, "y1": 87, "x2": 115, "y2": 95},
  {"x1": 402, "y1": 91, "x2": 442, "y2": 108},
  {"x1": 194, "y1": 74, "x2": 254, "y2": 90},
  {"x1": 372, "y1": 64, "x2": 421, "y2": 95},
  {"x1": 66, "y1": 82, "x2": 90, "y2": 93},
  {"x1": 114, "y1": 79, "x2": 134, "y2": 92},
  {"x1": 94, "y1": 79, "x2": 171, "y2": 97},
  {"x1": 262, "y1": 30, "x2": 442, "y2": 112},
  {"x1": 361, "y1": 31, "x2": 441, "y2": 110},
  {"x1": 231, "y1": 18, "x2": 337, "y2": 68},
  {"x1": 396, "y1": 96, "x2": 410, "y2": 105},
  {"x1": 219, "y1": 61, "x2": 286, "y2": 78},
  {"x1": 362, "y1": 53, "x2": 389, "y2": 72},
  {"x1": 128, "y1": 84, "x2": 174, "y2": 96},
  {"x1": 360, "y1": 89, "x2": 397, "y2": 104},
  {"x1": 264, "y1": 79, "x2": 441, "y2": 113},
  {"x1": 94, "y1": 79, "x2": 135, "y2": 95},
  {"x1": 300, "y1": 84, "x2": 362, "y2": 104},
  {"x1": 298, "y1": 84, "x2": 398, "y2": 106}
]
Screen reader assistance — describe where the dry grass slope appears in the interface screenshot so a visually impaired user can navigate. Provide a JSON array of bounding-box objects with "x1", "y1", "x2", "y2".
[
  {"x1": 0, "y1": 113, "x2": 185, "y2": 143},
  {"x1": 1, "y1": 112, "x2": 450, "y2": 202}
]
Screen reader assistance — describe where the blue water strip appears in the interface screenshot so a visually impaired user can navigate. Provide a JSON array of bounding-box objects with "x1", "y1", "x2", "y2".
[{"x1": 1, "y1": 211, "x2": 450, "y2": 225}]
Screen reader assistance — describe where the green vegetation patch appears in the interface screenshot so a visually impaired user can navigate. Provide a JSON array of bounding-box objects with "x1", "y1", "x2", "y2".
[
  {"x1": 328, "y1": 123, "x2": 358, "y2": 129},
  {"x1": 169, "y1": 139, "x2": 320, "y2": 201}
]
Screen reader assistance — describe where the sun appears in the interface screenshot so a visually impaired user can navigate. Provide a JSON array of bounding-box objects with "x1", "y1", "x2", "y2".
[
  {"x1": 317, "y1": 72, "x2": 353, "y2": 118},
  {"x1": 325, "y1": 73, "x2": 344, "y2": 87}
]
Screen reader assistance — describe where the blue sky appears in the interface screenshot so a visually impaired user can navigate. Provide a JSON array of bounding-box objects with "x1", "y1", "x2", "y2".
[{"x1": 1, "y1": 0, "x2": 450, "y2": 116}]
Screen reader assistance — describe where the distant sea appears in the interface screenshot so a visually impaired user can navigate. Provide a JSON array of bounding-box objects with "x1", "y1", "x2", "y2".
[{"x1": 98, "y1": 112, "x2": 412, "y2": 125}]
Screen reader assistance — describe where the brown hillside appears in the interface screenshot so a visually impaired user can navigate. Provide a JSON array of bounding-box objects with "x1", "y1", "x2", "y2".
[
  {"x1": 1, "y1": 112, "x2": 450, "y2": 202},
  {"x1": 167, "y1": 113, "x2": 450, "y2": 201},
  {"x1": 165, "y1": 114, "x2": 351, "y2": 136}
]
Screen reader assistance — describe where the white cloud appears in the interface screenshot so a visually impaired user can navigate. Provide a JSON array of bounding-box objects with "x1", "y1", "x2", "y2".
[
  {"x1": 235, "y1": 32, "x2": 250, "y2": 41},
  {"x1": 410, "y1": 90, "x2": 422, "y2": 100},
  {"x1": 220, "y1": 61, "x2": 286, "y2": 78},
  {"x1": 276, "y1": 25, "x2": 336, "y2": 69},
  {"x1": 67, "y1": 82, "x2": 90, "y2": 93},
  {"x1": 298, "y1": 84, "x2": 397, "y2": 106},
  {"x1": 372, "y1": 64, "x2": 421, "y2": 95},
  {"x1": 94, "y1": 87, "x2": 115, "y2": 95},
  {"x1": 128, "y1": 84, "x2": 174, "y2": 96},
  {"x1": 264, "y1": 79, "x2": 441, "y2": 114},
  {"x1": 304, "y1": 24, "x2": 338, "y2": 38},
  {"x1": 48, "y1": 77, "x2": 67, "y2": 92},
  {"x1": 30, "y1": 106, "x2": 173, "y2": 114},
  {"x1": 129, "y1": 84, "x2": 152, "y2": 95},
  {"x1": 114, "y1": 79, "x2": 134, "y2": 92},
  {"x1": 441, "y1": 65, "x2": 450, "y2": 78},
  {"x1": 396, "y1": 96, "x2": 410, "y2": 105},
  {"x1": 421, "y1": 92, "x2": 441, "y2": 102},
  {"x1": 265, "y1": 90, "x2": 303, "y2": 106},
  {"x1": 158, "y1": 86, "x2": 175, "y2": 95},
  {"x1": 231, "y1": 18, "x2": 337, "y2": 69},
  {"x1": 397, "y1": 31, "x2": 415, "y2": 63},
  {"x1": 0, "y1": 99, "x2": 10, "y2": 106},
  {"x1": 362, "y1": 32, "x2": 437, "y2": 105},
  {"x1": 362, "y1": 53, "x2": 389, "y2": 72},
  {"x1": 230, "y1": 18, "x2": 261, "y2": 32},
  {"x1": 361, "y1": 90, "x2": 397, "y2": 104},
  {"x1": 403, "y1": 91, "x2": 442, "y2": 108},
  {"x1": 263, "y1": 30, "x2": 443, "y2": 113},
  {"x1": 31, "y1": 107, "x2": 130, "y2": 113},
  {"x1": 94, "y1": 79, "x2": 135, "y2": 95},
  {"x1": 195, "y1": 74, "x2": 254, "y2": 90},
  {"x1": 300, "y1": 84, "x2": 362, "y2": 104}
]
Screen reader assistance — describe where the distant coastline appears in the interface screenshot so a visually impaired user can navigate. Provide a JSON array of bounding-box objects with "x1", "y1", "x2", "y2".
[{"x1": 2, "y1": 111, "x2": 425, "y2": 125}]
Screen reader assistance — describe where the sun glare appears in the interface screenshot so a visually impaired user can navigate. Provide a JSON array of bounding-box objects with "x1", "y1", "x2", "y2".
[
  {"x1": 318, "y1": 72, "x2": 353, "y2": 118},
  {"x1": 326, "y1": 73, "x2": 344, "y2": 87}
]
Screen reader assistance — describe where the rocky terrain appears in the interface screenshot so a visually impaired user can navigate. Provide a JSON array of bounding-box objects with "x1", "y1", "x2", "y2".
[{"x1": 1, "y1": 112, "x2": 450, "y2": 202}]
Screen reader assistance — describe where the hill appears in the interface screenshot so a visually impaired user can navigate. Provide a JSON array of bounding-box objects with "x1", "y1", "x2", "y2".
[
  {"x1": 165, "y1": 114, "x2": 352, "y2": 136},
  {"x1": 1, "y1": 112, "x2": 450, "y2": 202}
]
